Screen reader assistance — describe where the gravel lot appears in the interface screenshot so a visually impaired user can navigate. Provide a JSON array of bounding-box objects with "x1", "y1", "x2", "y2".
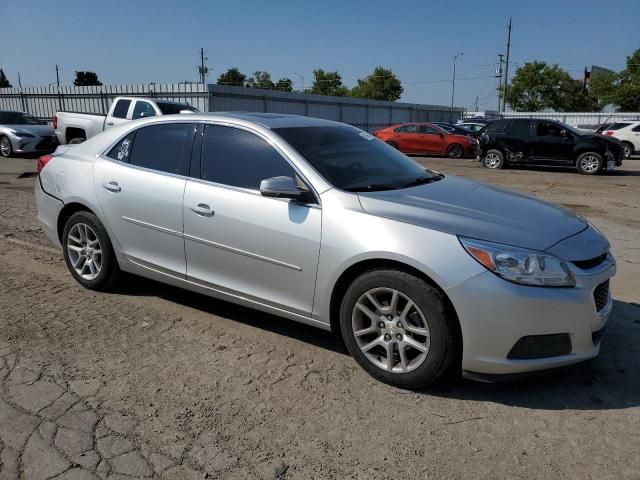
[{"x1": 1, "y1": 155, "x2": 639, "y2": 480}]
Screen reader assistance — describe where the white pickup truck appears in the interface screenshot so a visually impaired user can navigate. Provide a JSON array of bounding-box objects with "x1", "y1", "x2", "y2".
[{"x1": 53, "y1": 96, "x2": 198, "y2": 144}]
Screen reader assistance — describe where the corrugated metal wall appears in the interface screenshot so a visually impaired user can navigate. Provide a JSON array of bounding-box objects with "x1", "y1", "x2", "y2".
[
  {"x1": 503, "y1": 111, "x2": 640, "y2": 129},
  {"x1": 0, "y1": 83, "x2": 464, "y2": 132}
]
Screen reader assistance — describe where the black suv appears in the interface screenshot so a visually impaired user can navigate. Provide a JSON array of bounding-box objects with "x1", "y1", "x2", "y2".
[{"x1": 476, "y1": 119, "x2": 624, "y2": 174}]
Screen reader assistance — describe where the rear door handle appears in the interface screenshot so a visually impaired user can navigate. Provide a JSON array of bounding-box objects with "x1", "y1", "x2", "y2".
[
  {"x1": 102, "y1": 181, "x2": 121, "y2": 193},
  {"x1": 106, "y1": 121, "x2": 114, "y2": 126},
  {"x1": 190, "y1": 203, "x2": 214, "y2": 217}
]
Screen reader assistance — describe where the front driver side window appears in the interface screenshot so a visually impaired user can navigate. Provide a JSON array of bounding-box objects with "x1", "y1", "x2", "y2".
[
  {"x1": 132, "y1": 101, "x2": 156, "y2": 120},
  {"x1": 200, "y1": 125, "x2": 296, "y2": 190},
  {"x1": 536, "y1": 122, "x2": 563, "y2": 137}
]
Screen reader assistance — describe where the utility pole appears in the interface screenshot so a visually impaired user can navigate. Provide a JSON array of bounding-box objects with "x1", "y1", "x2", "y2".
[
  {"x1": 451, "y1": 52, "x2": 464, "y2": 121},
  {"x1": 474, "y1": 96, "x2": 479, "y2": 112},
  {"x1": 17, "y1": 72, "x2": 22, "y2": 89},
  {"x1": 55, "y1": 64, "x2": 60, "y2": 88},
  {"x1": 496, "y1": 54, "x2": 504, "y2": 112},
  {"x1": 502, "y1": 18, "x2": 512, "y2": 113},
  {"x1": 198, "y1": 48, "x2": 209, "y2": 85}
]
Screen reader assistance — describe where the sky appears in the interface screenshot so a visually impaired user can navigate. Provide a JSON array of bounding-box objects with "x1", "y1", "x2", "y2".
[{"x1": 1, "y1": 0, "x2": 639, "y2": 111}]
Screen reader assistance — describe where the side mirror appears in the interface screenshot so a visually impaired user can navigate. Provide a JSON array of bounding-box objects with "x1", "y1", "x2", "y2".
[{"x1": 259, "y1": 176, "x2": 302, "y2": 199}]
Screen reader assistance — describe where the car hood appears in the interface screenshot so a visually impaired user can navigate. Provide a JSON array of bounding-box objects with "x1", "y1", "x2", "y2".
[
  {"x1": 3, "y1": 124, "x2": 54, "y2": 136},
  {"x1": 357, "y1": 175, "x2": 589, "y2": 252}
]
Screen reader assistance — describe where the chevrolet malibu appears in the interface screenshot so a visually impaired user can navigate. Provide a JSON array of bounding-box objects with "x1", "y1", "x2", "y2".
[{"x1": 35, "y1": 113, "x2": 615, "y2": 388}]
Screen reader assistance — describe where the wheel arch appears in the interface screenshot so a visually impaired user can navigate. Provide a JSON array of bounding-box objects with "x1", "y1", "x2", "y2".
[
  {"x1": 57, "y1": 202, "x2": 95, "y2": 244},
  {"x1": 65, "y1": 127, "x2": 87, "y2": 144},
  {"x1": 328, "y1": 259, "x2": 462, "y2": 350}
]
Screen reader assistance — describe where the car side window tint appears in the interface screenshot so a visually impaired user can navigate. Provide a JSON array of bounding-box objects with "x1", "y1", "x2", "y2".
[
  {"x1": 128, "y1": 123, "x2": 193, "y2": 175},
  {"x1": 510, "y1": 121, "x2": 531, "y2": 136},
  {"x1": 536, "y1": 122, "x2": 563, "y2": 137},
  {"x1": 111, "y1": 100, "x2": 131, "y2": 119},
  {"x1": 484, "y1": 120, "x2": 505, "y2": 134},
  {"x1": 419, "y1": 125, "x2": 438, "y2": 134},
  {"x1": 632, "y1": 125, "x2": 640, "y2": 132},
  {"x1": 200, "y1": 125, "x2": 296, "y2": 190},
  {"x1": 131, "y1": 101, "x2": 156, "y2": 120},
  {"x1": 106, "y1": 132, "x2": 136, "y2": 163}
]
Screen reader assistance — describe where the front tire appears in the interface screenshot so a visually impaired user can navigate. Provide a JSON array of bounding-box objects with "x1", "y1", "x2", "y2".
[
  {"x1": 0, "y1": 135, "x2": 13, "y2": 158},
  {"x1": 62, "y1": 211, "x2": 121, "y2": 291},
  {"x1": 446, "y1": 143, "x2": 463, "y2": 159},
  {"x1": 339, "y1": 269, "x2": 459, "y2": 389},
  {"x1": 482, "y1": 149, "x2": 505, "y2": 169},
  {"x1": 576, "y1": 152, "x2": 603, "y2": 175}
]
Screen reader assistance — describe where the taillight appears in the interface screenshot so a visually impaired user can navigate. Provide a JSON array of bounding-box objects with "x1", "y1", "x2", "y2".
[
  {"x1": 37, "y1": 155, "x2": 53, "y2": 174},
  {"x1": 603, "y1": 130, "x2": 614, "y2": 136},
  {"x1": 53, "y1": 114, "x2": 58, "y2": 129}
]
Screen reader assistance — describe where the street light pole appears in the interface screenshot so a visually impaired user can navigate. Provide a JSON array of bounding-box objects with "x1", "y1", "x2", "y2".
[{"x1": 451, "y1": 52, "x2": 464, "y2": 121}]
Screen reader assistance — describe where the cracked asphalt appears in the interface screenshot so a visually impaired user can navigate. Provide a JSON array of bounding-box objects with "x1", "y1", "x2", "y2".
[{"x1": 1, "y1": 156, "x2": 639, "y2": 479}]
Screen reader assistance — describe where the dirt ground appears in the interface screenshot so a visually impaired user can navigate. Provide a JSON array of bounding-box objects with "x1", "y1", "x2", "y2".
[{"x1": 0, "y1": 156, "x2": 639, "y2": 480}]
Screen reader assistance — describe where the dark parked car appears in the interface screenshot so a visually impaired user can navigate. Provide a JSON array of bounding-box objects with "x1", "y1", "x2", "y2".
[{"x1": 476, "y1": 119, "x2": 625, "y2": 175}]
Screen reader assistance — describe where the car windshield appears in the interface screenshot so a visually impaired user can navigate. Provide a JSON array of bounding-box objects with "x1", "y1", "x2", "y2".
[
  {"x1": 156, "y1": 102, "x2": 198, "y2": 115},
  {"x1": 0, "y1": 112, "x2": 41, "y2": 125},
  {"x1": 274, "y1": 125, "x2": 441, "y2": 191}
]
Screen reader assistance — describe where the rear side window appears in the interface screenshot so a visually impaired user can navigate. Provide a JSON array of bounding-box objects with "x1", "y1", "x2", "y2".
[
  {"x1": 106, "y1": 132, "x2": 136, "y2": 162},
  {"x1": 631, "y1": 124, "x2": 640, "y2": 132},
  {"x1": 200, "y1": 125, "x2": 295, "y2": 190},
  {"x1": 156, "y1": 102, "x2": 198, "y2": 114},
  {"x1": 608, "y1": 122, "x2": 631, "y2": 130},
  {"x1": 419, "y1": 125, "x2": 439, "y2": 134},
  {"x1": 128, "y1": 123, "x2": 194, "y2": 174},
  {"x1": 111, "y1": 99, "x2": 131, "y2": 119},
  {"x1": 509, "y1": 120, "x2": 531, "y2": 136}
]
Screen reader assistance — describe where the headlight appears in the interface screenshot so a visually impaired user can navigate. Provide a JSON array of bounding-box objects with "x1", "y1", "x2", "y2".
[
  {"x1": 459, "y1": 237, "x2": 575, "y2": 287},
  {"x1": 10, "y1": 130, "x2": 35, "y2": 138}
]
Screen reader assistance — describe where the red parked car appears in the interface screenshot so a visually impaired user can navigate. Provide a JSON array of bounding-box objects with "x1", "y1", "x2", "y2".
[{"x1": 373, "y1": 122, "x2": 478, "y2": 158}]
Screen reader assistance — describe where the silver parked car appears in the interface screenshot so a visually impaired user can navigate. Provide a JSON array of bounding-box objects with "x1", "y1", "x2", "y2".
[
  {"x1": 0, "y1": 111, "x2": 58, "y2": 157},
  {"x1": 35, "y1": 113, "x2": 615, "y2": 388}
]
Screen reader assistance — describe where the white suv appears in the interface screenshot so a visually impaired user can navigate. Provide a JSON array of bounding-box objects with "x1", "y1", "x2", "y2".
[{"x1": 602, "y1": 121, "x2": 640, "y2": 157}]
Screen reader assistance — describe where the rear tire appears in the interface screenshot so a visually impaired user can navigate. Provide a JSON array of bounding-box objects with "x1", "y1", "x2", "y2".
[
  {"x1": 62, "y1": 211, "x2": 121, "y2": 291},
  {"x1": 339, "y1": 269, "x2": 459, "y2": 389},
  {"x1": 482, "y1": 149, "x2": 505, "y2": 169},
  {"x1": 445, "y1": 143, "x2": 463, "y2": 159},
  {"x1": 621, "y1": 142, "x2": 634, "y2": 158},
  {"x1": 576, "y1": 152, "x2": 603, "y2": 175},
  {"x1": 0, "y1": 135, "x2": 13, "y2": 158}
]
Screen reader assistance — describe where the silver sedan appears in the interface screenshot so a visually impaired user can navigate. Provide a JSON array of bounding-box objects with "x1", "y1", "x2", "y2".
[
  {"x1": 0, "y1": 110, "x2": 58, "y2": 157},
  {"x1": 35, "y1": 113, "x2": 615, "y2": 388}
]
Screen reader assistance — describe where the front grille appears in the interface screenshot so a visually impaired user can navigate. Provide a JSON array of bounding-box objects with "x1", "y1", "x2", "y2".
[
  {"x1": 593, "y1": 280, "x2": 610, "y2": 312},
  {"x1": 572, "y1": 252, "x2": 608, "y2": 270}
]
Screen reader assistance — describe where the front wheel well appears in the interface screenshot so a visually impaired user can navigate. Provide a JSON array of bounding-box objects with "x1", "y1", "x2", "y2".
[
  {"x1": 329, "y1": 259, "x2": 462, "y2": 348},
  {"x1": 57, "y1": 202, "x2": 94, "y2": 243}
]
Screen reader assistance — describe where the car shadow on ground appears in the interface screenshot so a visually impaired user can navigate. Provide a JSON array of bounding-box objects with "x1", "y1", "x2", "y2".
[
  {"x1": 116, "y1": 276, "x2": 640, "y2": 411},
  {"x1": 499, "y1": 163, "x2": 640, "y2": 177}
]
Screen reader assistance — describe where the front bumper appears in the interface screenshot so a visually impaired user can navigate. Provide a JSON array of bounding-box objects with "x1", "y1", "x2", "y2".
[
  {"x1": 11, "y1": 134, "x2": 59, "y2": 154},
  {"x1": 447, "y1": 258, "x2": 615, "y2": 376}
]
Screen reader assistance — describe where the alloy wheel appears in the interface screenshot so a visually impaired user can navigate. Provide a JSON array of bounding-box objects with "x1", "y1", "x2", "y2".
[
  {"x1": 448, "y1": 144, "x2": 463, "y2": 158},
  {"x1": 623, "y1": 144, "x2": 632, "y2": 158},
  {"x1": 579, "y1": 155, "x2": 600, "y2": 173},
  {"x1": 485, "y1": 152, "x2": 501, "y2": 168},
  {"x1": 67, "y1": 223, "x2": 103, "y2": 280},
  {"x1": 351, "y1": 287, "x2": 430, "y2": 373},
  {"x1": 0, "y1": 137, "x2": 11, "y2": 157}
]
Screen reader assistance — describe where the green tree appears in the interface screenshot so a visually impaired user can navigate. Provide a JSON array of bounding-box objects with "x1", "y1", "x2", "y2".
[
  {"x1": 246, "y1": 71, "x2": 275, "y2": 90},
  {"x1": 351, "y1": 67, "x2": 403, "y2": 101},
  {"x1": 0, "y1": 69, "x2": 12, "y2": 88},
  {"x1": 505, "y1": 61, "x2": 599, "y2": 112},
  {"x1": 588, "y1": 69, "x2": 618, "y2": 109},
  {"x1": 73, "y1": 71, "x2": 102, "y2": 86},
  {"x1": 274, "y1": 78, "x2": 294, "y2": 92},
  {"x1": 217, "y1": 67, "x2": 247, "y2": 87},
  {"x1": 611, "y1": 48, "x2": 640, "y2": 111},
  {"x1": 309, "y1": 69, "x2": 349, "y2": 96}
]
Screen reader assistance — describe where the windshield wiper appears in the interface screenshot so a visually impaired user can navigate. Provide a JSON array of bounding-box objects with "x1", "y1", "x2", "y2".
[
  {"x1": 399, "y1": 175, "x2": 442, "y2": 188},
  {"x1": 343, "y1": 184, "x2": 399, "y2": 192}
]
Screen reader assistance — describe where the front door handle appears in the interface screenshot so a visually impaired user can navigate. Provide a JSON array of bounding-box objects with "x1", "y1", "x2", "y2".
[
  {"x1": 190, "y1": 203, "x2": 214, "y2": 217},
  {"x1": 102, "y1": 181, "x2": 121, "y2": 193}
]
